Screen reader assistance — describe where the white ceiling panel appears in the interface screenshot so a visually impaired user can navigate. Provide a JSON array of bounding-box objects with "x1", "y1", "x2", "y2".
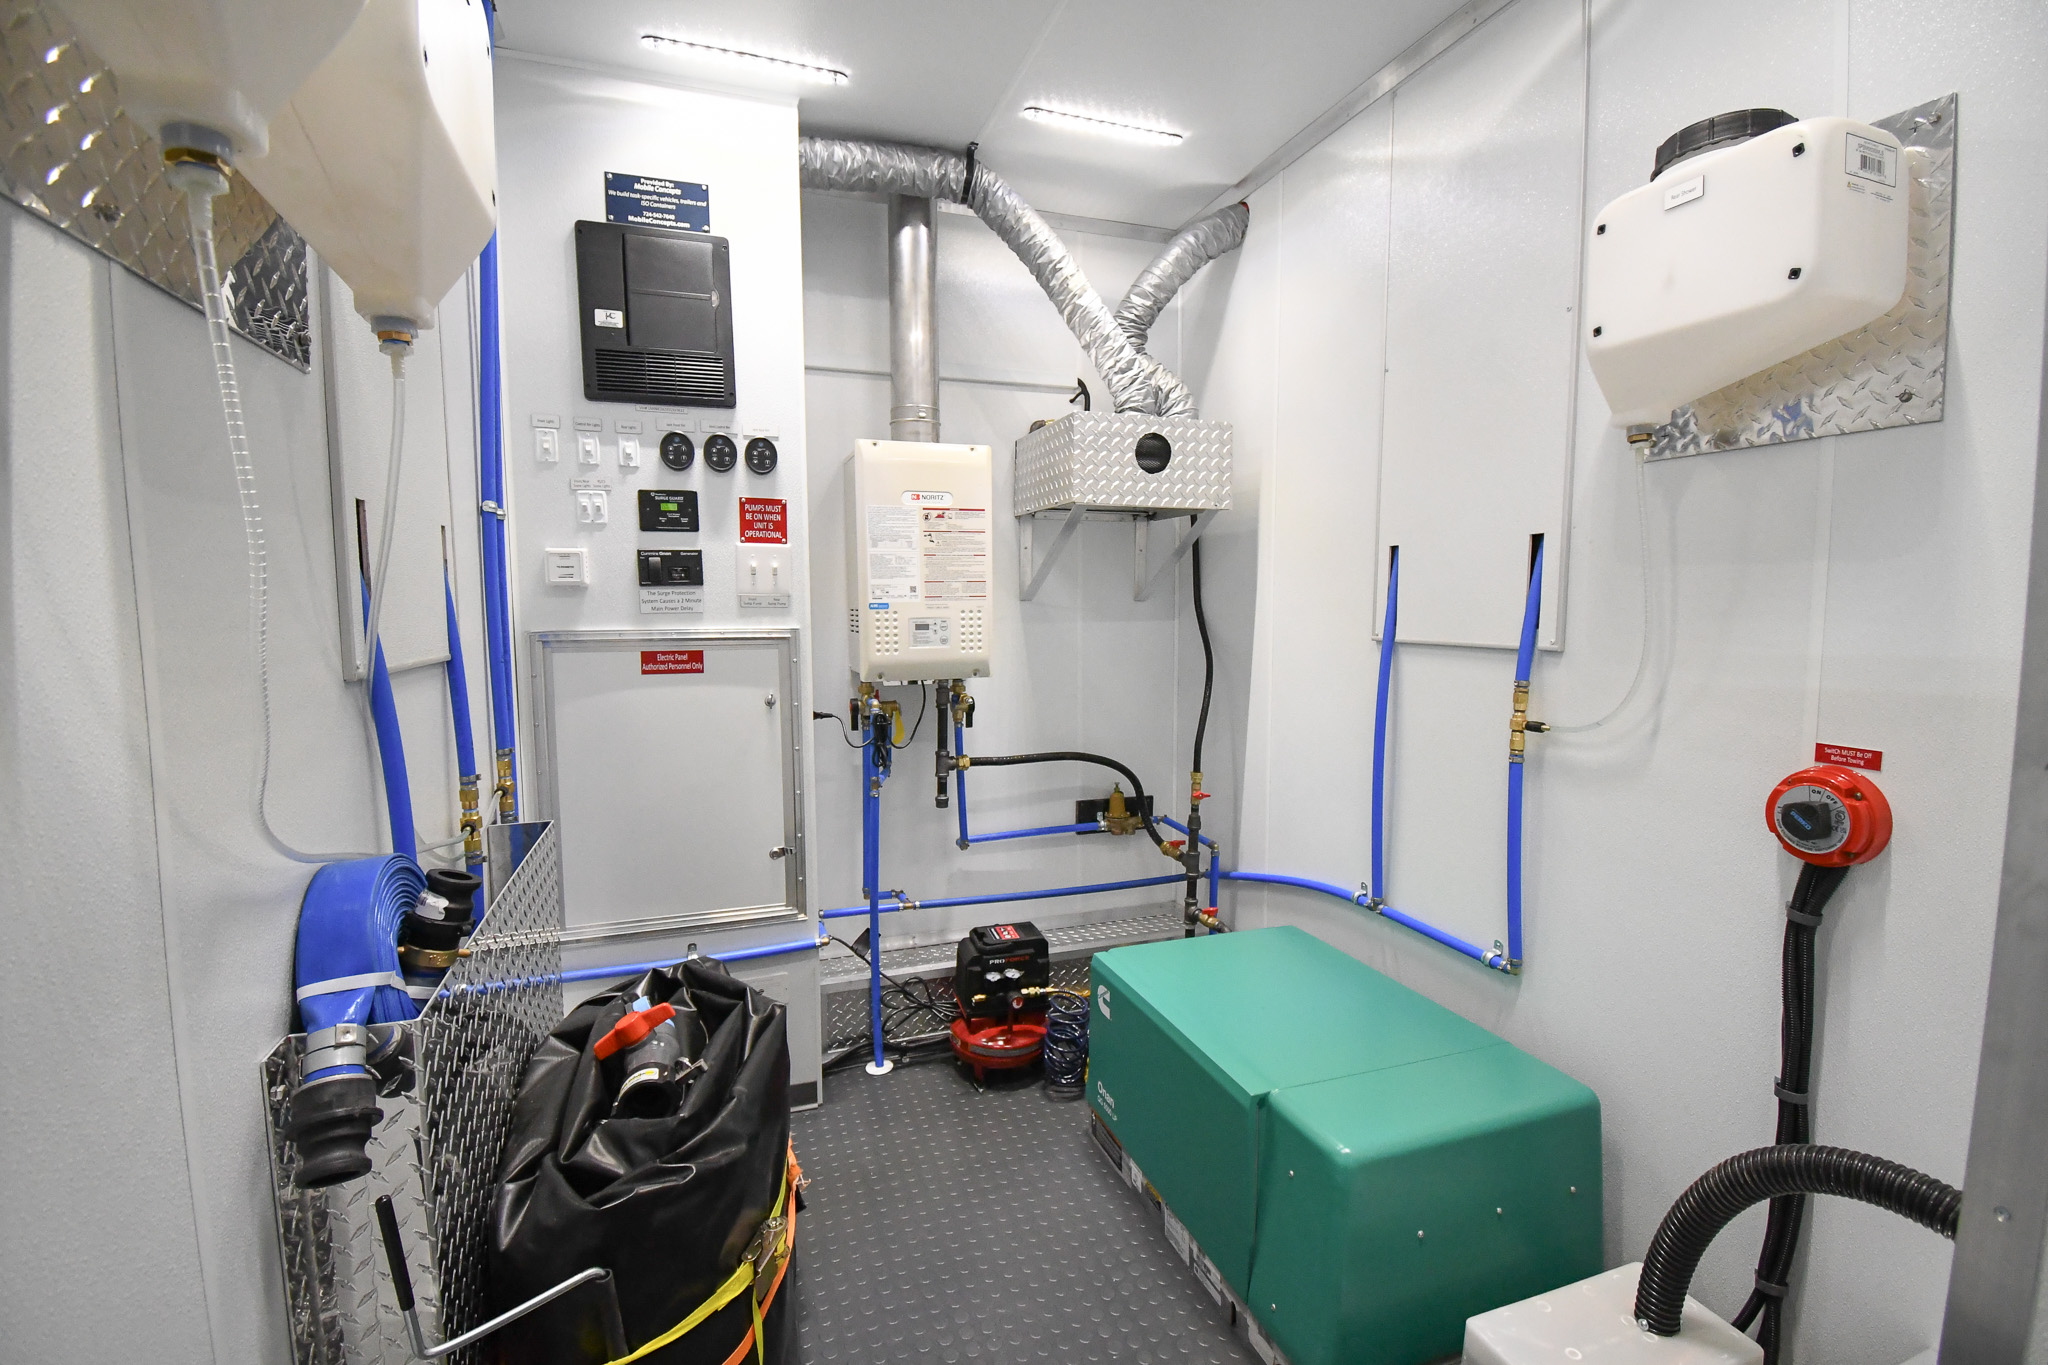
[{"x1": 493, "y1": 0, "x2": 1472, "y2": 228}]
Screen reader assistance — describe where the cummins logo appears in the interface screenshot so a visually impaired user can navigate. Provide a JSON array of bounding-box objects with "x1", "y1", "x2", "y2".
[{"x1": 1096, "y1": 984, "x2": 1112, "y2": 1019}]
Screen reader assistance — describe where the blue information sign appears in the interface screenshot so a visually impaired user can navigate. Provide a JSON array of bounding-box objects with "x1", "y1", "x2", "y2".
[{"x1": 604, "y1": 172, "x2": 710, "y2": 232}]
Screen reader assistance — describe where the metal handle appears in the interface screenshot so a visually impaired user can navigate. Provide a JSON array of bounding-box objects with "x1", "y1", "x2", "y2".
[{"x1": 374, "y1": 1195, "x2": 628, "y2": 1360}]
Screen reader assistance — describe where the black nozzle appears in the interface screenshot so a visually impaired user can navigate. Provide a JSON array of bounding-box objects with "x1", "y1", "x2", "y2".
[
  {"x1": 425, "y1": 868, "x2": 481, "y2": 927},
  {"x1": 287, "y1": 1073, "x2": 383, "y2": 1188}
]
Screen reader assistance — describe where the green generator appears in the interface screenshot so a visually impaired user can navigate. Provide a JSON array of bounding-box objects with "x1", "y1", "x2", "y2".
[{"x1": 1088, "y1": 927, "x2": 1601, "y2": 1365}]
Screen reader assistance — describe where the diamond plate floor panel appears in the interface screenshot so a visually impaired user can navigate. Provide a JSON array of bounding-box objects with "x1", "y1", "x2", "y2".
[{"x1": 789, "y1": 1059, "x2": 1256, "y2": 1364}]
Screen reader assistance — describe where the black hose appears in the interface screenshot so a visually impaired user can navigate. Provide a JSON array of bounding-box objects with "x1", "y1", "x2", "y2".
[
  {"x1": 965, "y1": 751, "x2": 1166, "y2": 847},
  {"x1": 1731, "y1": 861, "x2": 1850, "y2": 1359},
  {"x1": 1191, "y1": 540, "x2": 1214, "y2": 775},
  {"x1": 1635, "y1": 1144, "x2": 1960, "y2": 1338}
]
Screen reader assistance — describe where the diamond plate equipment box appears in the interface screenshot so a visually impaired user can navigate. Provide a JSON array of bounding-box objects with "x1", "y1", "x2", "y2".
[
  {"x1": 1013, "y1": 411, "x2": 1232, "y2": 516},
  {"x1": 1088, "y1": 927, "x2": 1601, "y2": 1365}
]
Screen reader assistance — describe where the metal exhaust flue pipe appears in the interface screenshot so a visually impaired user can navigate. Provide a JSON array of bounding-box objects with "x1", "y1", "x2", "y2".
[{"x1": 888, "y1": 196, "x2": 939, "y2": 442}]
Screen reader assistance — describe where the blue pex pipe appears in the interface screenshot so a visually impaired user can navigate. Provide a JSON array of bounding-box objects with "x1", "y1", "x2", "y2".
[
  {"x1": 818, "y1": 873, "x2": 1185, "y2": 920},
  {"x1": 295, "y1": 856, "x2": 426, "y2": 1080},
  {"x1": 1221, "y1": 871, "x2": 1506, "y2": 969},
  {"x1": 477, "y1": 232, "x2": 517, "y2": 807},
  {"x1": 862, "y1": 711, "x2": 887, "y2": 1071},
  {"x1": 442, "y1": 568, "x2": 481, "y2": 872},
  {"x1": 1508, "y1": 538, "x2": 1545, "y2": 966},
  {"x1": 953, "y1": 723, "x2": 969, "y2": 847},
  {"x1": 967, "y1": 822, "x2": 1101, "y2": 844},
  {"x1": 558, "y1": 935, "x2": 826, "y2": 986},
  {"x1": 359, "y1": 578, "x2": 416, "y2": 860},
  {"x1": 1372, "y1": 547, "x2": 1399, "y2": 902}
]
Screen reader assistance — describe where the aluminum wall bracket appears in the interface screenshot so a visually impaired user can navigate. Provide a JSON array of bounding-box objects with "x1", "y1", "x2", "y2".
[
  {"x1": 1017, "y1": 505, "x2": 1088, "y2": 601},
  {"x1": 1135, "y1": 511, "x2": 1218, "y2": 602}
]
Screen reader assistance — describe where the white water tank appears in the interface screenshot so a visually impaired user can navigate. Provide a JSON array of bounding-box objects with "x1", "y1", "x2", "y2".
[
  {"x1": 49, "y1": 0, "x2": 365, "y2": 158},
  {"x1": 239, "y1": 0, "x2": 496, "y2": 333},
  {"x1": 1464, "y1": 1263, "x2": 1762, "y2": 1364},
  {"x1": 1585, "y1": 109, "x2": 1909, "y2": 432}
]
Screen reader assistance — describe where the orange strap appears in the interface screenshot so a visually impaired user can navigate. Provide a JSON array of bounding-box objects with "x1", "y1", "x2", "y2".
[{"x1": 717, "y1": 1147, "x2": 801, "y2": 1365}]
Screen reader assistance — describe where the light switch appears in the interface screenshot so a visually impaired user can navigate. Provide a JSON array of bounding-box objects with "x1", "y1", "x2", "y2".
[
  {"x1": 534, "y1": 428, "x2": 559, "y2": 463},
  {"x1": 544, "y1": 547, "x2": 589, "y2": 585},
  {"x1": 575, "y1": 489, "x2": 608, "y2": 525},
  {"x1": 618, "y1": 436, "x2": 641, "y2": 469},
  {"x1": 736, "y1": 544, "x2": 790, "y2": 605},
  {"x1": 577, "y1": 434, "x2": 601, "y2": 465}
]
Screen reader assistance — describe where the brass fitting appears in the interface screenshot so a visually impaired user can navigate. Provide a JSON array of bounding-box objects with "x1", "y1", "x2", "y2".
[
  {"x1": 1104, "y1": 784, "x2": 1142, "y2": 836},
  {"x1": 879, "y1": 698, "x2": 905, "y2": 745},
  {"x1": 162, "y1": 145, "x2": 227, "y2": 172},
  {"x1": 398, "y1": 943, "x2": 468, "y2": 972},
  {"x1": 459, "y1": 777, "x2": 483, "y2": 866},
  {"x1": 1510, "y1": 680, "x2": 1532, "y2": 762},
  {"x1": 494, "y1": 750, "x2": 516, "y2": 821}
]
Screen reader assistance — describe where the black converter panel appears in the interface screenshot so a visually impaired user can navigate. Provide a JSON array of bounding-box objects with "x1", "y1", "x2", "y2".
[
  {"x1": 637, "y1": 549, "x2": 704, "y2": 587},
  {"x1": 575, "y1": 220, "x2": 735, "y2": 408},
  {"x1": 638, "y1": 489, "x2": 699, "y2": 532}
]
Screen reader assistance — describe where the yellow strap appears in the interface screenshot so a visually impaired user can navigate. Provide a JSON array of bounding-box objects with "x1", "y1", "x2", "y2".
[{"x1": 600, "y1": 1160, "x2": 795, "y2": 1365}]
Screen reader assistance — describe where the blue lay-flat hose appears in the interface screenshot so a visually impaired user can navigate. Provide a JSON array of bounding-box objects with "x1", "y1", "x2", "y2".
[{"x1": 294, "y1": 855, "x2": 427, "y2": 1081}]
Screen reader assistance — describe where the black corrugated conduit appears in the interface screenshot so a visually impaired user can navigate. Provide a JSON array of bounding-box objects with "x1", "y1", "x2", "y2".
[{"x1": 1634, "y1": 1144, "x2": 1961, "y2": 1338}]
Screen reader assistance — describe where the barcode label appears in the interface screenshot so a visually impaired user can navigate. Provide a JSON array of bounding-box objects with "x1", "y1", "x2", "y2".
[{"x1": 1845, "y1": 134, "x2": 1898, "y2": 187}]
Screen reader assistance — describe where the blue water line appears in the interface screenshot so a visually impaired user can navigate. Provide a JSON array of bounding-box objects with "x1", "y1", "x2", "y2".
[
  {"x1": 1221, "y1": 871, "x2": 1506, "y2": 969},
  {"x1": 358, "y1": 578, "x2": 416, "y2": 859},
  {"x1": 862, "y1": 710, "x2": 887, "y2": 1071},
  {"x1": 1372, "y1": 547, "x2": 1399, "y2": 903},
  {"x1": 558, "y1": 934, "x2": 825, "y2": 986},
  {"x1": 476, "y1": 233, "x2": 516, "y2": 814},
  {"x1": 819, "y1": 873, "x2": 1186, "y2": 920},
  {"x1": 1508, "y1": 538, "x2": 1545, "y2": 967},
  {"x1": 953, "y1": 722, "x2": 969, "y2": 847},
  {"x1": 442, "y1": 568, "x2": 481, "y2": 872},
  {"x1": 966, "y1": 822, "x2": 1101, "y2": 844}
]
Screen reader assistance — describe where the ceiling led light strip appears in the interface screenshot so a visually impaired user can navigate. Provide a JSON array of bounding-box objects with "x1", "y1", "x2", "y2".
[
  {"x1": 1020, "y1": 106, "x2": 1183, "y2": 146},
  {"x1": 640, "y1": 35, "x2": 849, "y2": 86}
]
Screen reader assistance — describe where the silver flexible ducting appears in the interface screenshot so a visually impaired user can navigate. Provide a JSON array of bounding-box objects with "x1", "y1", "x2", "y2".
[
  {"x1": 1114, "y1": 203, "x2": 1250, "y2": 351},
  {"x1": 799, "y1": 136, "x2": 1199, "y2": 417}
]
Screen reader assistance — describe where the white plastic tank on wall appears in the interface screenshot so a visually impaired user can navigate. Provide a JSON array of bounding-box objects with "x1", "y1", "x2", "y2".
[
  {"x1": 1584, "y1": 109, "x2": 1910, "y2": 432},
  {"x1": 239, "y1": 0, "x2": 497, "y2": 333},
  {"x1": 49, "y1": 0, "x2": 365, "y2": 158}
]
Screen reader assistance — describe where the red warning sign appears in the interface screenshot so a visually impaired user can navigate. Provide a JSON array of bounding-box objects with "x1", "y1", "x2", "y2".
[
  {"x1": 1814, "y1": 742, "x2": 1882, "y2": 771},
  {"x1": 641, "y1": 649, "x2": 704, "y2": 675},
  {"x1": 740, "y1": 497, "x2": 787, "y2": 544}
]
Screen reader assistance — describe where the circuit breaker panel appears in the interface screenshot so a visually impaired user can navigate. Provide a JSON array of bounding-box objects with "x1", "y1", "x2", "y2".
[{"x1": 847, "y1": 440, "x2": 994, "y2": 682}]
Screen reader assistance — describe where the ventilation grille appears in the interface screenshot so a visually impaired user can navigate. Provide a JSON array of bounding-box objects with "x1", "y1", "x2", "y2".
[{"x1": 592, "y1": 347, "x2": 729, "y2": 404}]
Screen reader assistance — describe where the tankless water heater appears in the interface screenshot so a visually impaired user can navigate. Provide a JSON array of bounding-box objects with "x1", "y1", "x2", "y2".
[{"x1": 847, "y1": 440, "x2": 994, "y2": 683}]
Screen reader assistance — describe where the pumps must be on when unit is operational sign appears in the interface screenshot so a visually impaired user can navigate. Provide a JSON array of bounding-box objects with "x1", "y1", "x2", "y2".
[{"x1": 605, "y1": 173, "x2": 710, "y2": 232}]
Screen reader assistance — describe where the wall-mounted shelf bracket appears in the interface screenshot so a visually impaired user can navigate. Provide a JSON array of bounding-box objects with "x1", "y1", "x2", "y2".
[{"x1": 1134, "y1": 510, "x2": 1217, "y2": 602}]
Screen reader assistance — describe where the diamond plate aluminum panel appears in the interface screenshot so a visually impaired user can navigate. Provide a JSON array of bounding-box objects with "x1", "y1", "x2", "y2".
[
  {"x1": 1015, "y1": 411, "x2": 1234, "y2": 516},
  {"x1": 266, "y1": 824, "x2": 565, "y2": 1365},
  {"x1": 1645, "y1": 94, "x2": 1956, "y2": 460},
  {"x1": 0, "y1": 0, "x2": 312, "y2": 368}
]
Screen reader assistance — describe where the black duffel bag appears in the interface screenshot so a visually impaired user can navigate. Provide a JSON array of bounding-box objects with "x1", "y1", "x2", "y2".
[{"x1": 488, "y1": 960, "x2": 795, "y2": 1365}]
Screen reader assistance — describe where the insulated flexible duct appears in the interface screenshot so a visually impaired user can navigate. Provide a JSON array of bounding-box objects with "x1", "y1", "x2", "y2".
[
  {"x1": 1114, "y1": 203, "x2": 1250, "y2": 352},
  {"x1": 798, "y1": 137, "x2": 1198, "y2": 417},
  {"x1": 1634, "y1": 1144, "x2": 1962, "y2": 1337}
]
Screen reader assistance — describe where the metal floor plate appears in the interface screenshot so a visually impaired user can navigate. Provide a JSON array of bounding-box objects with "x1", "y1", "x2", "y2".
[{"x1": 789, "y1": 1059, "x2": 1257, "y2": 1365}]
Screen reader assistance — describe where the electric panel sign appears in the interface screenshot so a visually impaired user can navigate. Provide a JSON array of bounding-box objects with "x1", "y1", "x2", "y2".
[{"x1": 640, "y1": 649, "x2": 705, "y2": 675}]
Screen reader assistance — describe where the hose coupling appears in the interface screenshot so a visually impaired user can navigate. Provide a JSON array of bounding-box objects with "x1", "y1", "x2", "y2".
[
  {"x1": 495, "y1": 750, "x2": 516, "y2": 821},
  {"x1": 1510, "y1": 680, "x2": 1535, "y2": 761},
  {"x1": 302, "y1": 1023, "x2": 372, "y2": 1076},
  {"x1": 1358, "y1": 895, "x2": 1385, "y2": 914}
]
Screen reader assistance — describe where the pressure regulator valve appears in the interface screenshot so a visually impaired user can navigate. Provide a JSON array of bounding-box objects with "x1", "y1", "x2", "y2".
[{"x1": 1767, "y1": 764, "x2": 1892, "y2": 867}]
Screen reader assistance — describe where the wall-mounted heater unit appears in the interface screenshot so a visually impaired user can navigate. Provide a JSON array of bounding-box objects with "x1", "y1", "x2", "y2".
[
  {"x1": 1013, "y1": 412, "x2": 1232, "y2": 602},
  {"x1": 574, "y1": 220, "x2": 736, "y2": 407}
]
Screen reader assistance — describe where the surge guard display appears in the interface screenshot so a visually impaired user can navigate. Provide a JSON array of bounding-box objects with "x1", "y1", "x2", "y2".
[{"x1": 846, "y1": 439, "x2": 993, "y2": 682}]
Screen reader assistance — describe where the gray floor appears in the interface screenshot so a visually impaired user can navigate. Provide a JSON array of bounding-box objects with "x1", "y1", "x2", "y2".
[{"x1": 789, "y1": 1055, "x2": 1258, "y2": 1365}]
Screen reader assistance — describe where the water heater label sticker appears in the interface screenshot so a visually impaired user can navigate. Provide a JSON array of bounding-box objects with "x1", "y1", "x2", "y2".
[
  {"x1": 638, "y1": 588, "x2": 704, "y2": 615},
  {"x1": 1815, "y1": 742, "x2": 1882, "y2": 771},
  {"x1": 866, "y1": 504, "x2": 921, "y2": 601},
  {"x1": 910, "y1": 618, "x2": 951, "y2": 648},
  {"x1": 921, "y1": 507, "x2": 990, "y2": 600},
  {"x1": 604, "y1": 172, "x2": 710, "y2": 232},
  {"x1": 740, "y1": 497, "x2": 788, "y2": 543},
  {"x1": 1846, "y1": 135, "x2": 1898, "y2": 187},
  {"x1": 1662, "y1": 174, "x2": 1705, "y2": 210},
  {"x1": 640, "y1": 649, "x2": 704, "y2": 675}
]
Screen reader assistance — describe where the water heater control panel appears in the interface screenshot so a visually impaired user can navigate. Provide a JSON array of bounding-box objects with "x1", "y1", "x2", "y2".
[{"x1": 847, "y1": 439, "x2": 993, "y2": 682}]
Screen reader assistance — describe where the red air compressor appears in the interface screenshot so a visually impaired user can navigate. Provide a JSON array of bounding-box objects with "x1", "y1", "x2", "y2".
[{"x1": 950, "y1": 922, "x2": 1050, "y2": 1081}]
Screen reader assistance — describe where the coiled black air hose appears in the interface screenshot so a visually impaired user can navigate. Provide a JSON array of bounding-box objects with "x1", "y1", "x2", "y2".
[
  {"x1": 1634, "y1": 1144, "x2": 1961, "y2": 1337},
  {"x1": 964, "y1": 751, "x2": 1166, "y2": 847}
]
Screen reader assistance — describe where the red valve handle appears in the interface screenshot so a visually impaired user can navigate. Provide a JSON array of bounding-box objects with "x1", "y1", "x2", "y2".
[
  {"x1": 593, "y1": 1002, "x2": 676, "y2": 1060},
  {"x1": 1766, "y1": 764, "x2": 1892, "y2": 867}
]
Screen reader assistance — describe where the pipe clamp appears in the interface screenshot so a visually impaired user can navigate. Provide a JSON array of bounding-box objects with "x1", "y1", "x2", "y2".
[{"x1": 303, "y1": 1022, "x2": 371, "y2": 1075}]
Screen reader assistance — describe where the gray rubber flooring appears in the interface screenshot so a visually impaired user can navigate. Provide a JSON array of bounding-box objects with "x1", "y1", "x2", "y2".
[{"x1": 788, "y1": 1055, "x2": 1258, "y2": 1365}]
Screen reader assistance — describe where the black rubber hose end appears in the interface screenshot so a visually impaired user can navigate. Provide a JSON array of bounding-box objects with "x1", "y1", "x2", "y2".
[
  {"x1": 425, "y1": 867, "x2": 482, "y2": 928},
  {"x1": 286, "y1": 1074, "x2": 384, "y2": 1188},
  {"x1": 1635, "y1": 1144, "x2": 1960, "y2": 1336}
]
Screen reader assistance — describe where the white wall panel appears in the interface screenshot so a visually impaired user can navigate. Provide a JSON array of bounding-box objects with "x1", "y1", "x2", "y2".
[{"x1": 1375, "y1": 0, "x2": 1587, "y2": 650}]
